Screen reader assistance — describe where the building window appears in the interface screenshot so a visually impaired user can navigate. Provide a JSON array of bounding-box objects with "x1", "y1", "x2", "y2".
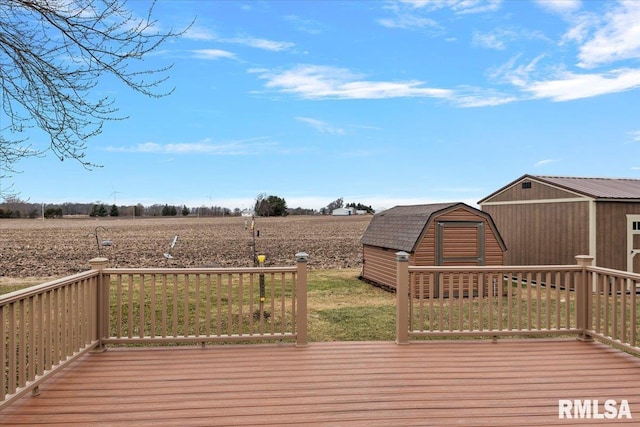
[
  {"x1": 522, "y1": 181, "x2": 532, "y2": 189},
  {"x1": 633, "y1": 221, "x2": 640, "y2": 231}
]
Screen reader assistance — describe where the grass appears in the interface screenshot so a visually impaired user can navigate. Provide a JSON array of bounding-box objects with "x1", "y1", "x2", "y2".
[
  {"x1": 0, "y1": 277, "x2": 56, "y2": 295},
  {"x1": 307, "y1": 269, "x2": 396, "y2": 341}
]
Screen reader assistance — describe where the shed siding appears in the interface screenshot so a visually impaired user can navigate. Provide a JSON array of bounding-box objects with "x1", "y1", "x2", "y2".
[
  {"x1": 487, "y1": 179, "x2": 582, "y2": 203},
  {"x1": 483, "y1": 201, "x2": 589, "y2": 265},
  {"x1": 596, "y1": 202, "x2": 640, "y2": 270},
  {"x1": 362, "y1": 246, "x2": 414, "y2": 289},
  {"x1": 414, "y1": 223, "x2": 435, "y2": 266},
  {"x1": 484, "y1": 222, "x2": 505, "y2": 265}
]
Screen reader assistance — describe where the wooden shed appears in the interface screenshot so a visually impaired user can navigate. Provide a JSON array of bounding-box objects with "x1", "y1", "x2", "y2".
[
  {"x1": 360, "y1": 203, "x2": 506, "y2": 292},
  {"x1": 479, "y1": 175, "x2": 640, "y2": 273}
]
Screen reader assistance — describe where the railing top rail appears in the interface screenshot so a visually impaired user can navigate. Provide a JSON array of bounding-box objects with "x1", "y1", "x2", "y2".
[
  {"x1": 0, "y1": 270, "x2": 99, "y2": 305},
  {"x1": 408, "y1": 265, "x2": 582, "y2": 273},
  {"x1": 102, "y1": 266, "x2": 298, "y2": 275},
  {"x1": 586, "y1": 265, "x2": 640, "y2": 281}
]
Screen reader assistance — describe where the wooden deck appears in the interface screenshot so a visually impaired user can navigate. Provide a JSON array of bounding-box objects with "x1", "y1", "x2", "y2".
[{"x1": 1, "y1": 339, "x2": 639, "y2": 426}]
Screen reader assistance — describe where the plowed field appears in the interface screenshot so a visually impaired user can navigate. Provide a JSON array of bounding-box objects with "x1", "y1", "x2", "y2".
[{"x1": 0, "y1": 215, "x2": 371, "y2": 279}]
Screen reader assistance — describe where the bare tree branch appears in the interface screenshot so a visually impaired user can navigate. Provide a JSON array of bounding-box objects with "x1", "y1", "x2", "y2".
[{"x1": 0, "y1": 0, "x2": 190, "y2": 198}]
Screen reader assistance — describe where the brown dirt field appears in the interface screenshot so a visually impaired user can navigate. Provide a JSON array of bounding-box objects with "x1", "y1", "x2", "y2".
[{"x1": 0, "y1": 215, "x2": 371, "y2": 279}]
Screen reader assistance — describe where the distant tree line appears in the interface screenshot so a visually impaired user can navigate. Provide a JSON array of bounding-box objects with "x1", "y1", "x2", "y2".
[{"x1": 0, "y1": 194, "x2": 374, "y2": 219}]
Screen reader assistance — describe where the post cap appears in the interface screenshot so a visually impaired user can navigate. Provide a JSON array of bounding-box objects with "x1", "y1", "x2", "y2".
[
  {"x1": 295, "y1": 252, "x2": 309, "y2": 262},
  {"x1": 575, "y1": 255, "x2": 594, "y2": 266},
  {"x1": 396, "y1": 251, "x2": 410, "y2": 262},
  {"x1": 89, "y1": 257, "x2": 109, "y2": 270}
]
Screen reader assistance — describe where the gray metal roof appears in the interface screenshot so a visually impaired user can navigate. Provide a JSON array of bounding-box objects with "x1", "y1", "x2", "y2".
[
  {"x1": 533, "y1": 176, "x2": 640, "y2": 199},
  {"x1": 360, "y1": 203, "x2": 468, "y2": 252},
  {"x1": 479, "y1": 175, "x2": 640, "y2": 203}
]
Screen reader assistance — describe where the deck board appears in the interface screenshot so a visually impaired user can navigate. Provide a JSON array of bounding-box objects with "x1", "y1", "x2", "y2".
[{"x1": 2, "y1": 339, "x2": 639, "y2": 426}]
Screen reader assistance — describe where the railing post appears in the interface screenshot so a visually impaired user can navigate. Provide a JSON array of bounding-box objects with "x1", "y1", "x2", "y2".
[
  {"x1": 89, "y1": 257, "x2": 109, "y2": 352},
  {"x1": 396, "y1": 251, "x2": 410, "y2": 345},
  {"x1": 575, "y1": 255, "x2": 594, "y2": 342},
  {"x1": 295, "y1": 252, "x2": 308, "y2": 348}
]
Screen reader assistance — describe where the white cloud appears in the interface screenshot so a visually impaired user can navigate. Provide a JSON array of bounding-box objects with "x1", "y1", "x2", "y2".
[
  {"x1": 183, "y1": 26, "x2": 294, "y2": 52},
  {"x1": 296, "y1": 117, "x2": 346, "y2": 135},
  {"x1": 251, "y1": 64, "x2": 453, "y2": 100},
  {"x1": 225, "y1": 36, "x2": 294, "y2": 52},
  {"x1": 534, "y1": 0, "x2": 582, "y2": 15},
  {"x1": 525, "y1": 68, "x2": 640, "y2": 101},
  {"x1": 473, "y1": 28, "x2": 549, "y2": 51},
  {"x1": 398, "y1": 0, "x2": 502, "y2": 14},
  {"x1": 396, "y1": 0, "x2": 432, "y2": 7},
  {"x1": 380, "y1": 0, "x2": 500, "y2": 31},
  {"x1": 190, "y1": 49, "x2": 237, "y2": 60},
  {"x1": 377, "y1": 13, "x2": 440, "y2": 30},
  {"x1": 473, "y1": 30, "x2": 509, "y2": 50},
  {"x1": 106, "y1": 138, "x2": 278, "y2": 155},
  {"x1": 491, "y1": 53, "x2": 640, "y2": 102},
  {"x1": 454, "y1": 90, "x2": 518, "y2": 107},
  {"x1": 560, "y1": 12, "x2": 598, "y2": 45},
  {"x1": 534, "y1": 159, "x2": 556, "y2": 167},
  {"x1": 253, "y1": 54, "x2": 640, "y2": 106},
  {"x1": 184, "y1": 26, "x2": 217, "y2": 41},
  {"x1": 453, "y1": 0, "x2": 502, "y2": 15},
  {"x1": 576, "y1": 1, "x2": 640, "y2": 68},
  {"x1": 629, "y1": 130, "x2": 640, "y2": 142},
  {"x1": 251, "y1": 64, "x2": 520, "y2": 107},
  {"x1": 488, "y1": 54, "x2": 546, "y2": 87}
]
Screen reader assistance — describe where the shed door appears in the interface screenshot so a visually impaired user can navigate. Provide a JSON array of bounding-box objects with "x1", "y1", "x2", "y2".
[
  {"x1": 436, "y1": 221, "x2": 485, "y2": 266},
  {"x1": 627, "y1": 215, "x2": 640, "y2": 274}
]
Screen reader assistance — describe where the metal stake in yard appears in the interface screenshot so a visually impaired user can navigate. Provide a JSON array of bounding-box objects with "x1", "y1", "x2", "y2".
[
  {"x1": 254, "y1": 254, "x2": 270, "y2": 321},
  {"x1": 249, "y1": 215, "x2": 260, "y2": 266},
  {"x1": 87, "y1": 226, "x2": 112, "y2": 257},
  {"x1": 163, "y1": 235, "x2": 179, "y2": 263},
  {"x1": 258, "y1": 254, "x2": 266, "y2": 303}
]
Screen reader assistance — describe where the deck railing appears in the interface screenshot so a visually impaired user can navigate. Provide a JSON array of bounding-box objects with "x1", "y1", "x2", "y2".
[
  {"x1": 396, "y1": 253, "x2": 640, "y2": 357},
  {"x1": 0, "y1": 270, "x2": 101, "y2": 410},
  {"x1": 587, "y1": 266, "x2": 639, "y2": 352},
  {"x1": 1, "y1": 253, "x2": 308, "y2": 410},
  {"x1": 96, "y1": 255, "x2": 308, "y2": 346}
]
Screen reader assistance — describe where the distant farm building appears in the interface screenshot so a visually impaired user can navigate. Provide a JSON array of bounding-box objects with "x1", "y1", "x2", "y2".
[
  {"x1": 332, "y1": 207, "x2": 354, "y2": 216},
  {"x1": 360, "y1": 203, "x2": 506, "y2": 291},
  {"x1": 479, "y1": 175, "x2": 640, "y2": 273}
]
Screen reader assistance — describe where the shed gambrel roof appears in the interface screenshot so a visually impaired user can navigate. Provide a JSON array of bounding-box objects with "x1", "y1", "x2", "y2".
[
  {"x1": 479, "y1": 175, "x2": 640, "y2": 203},
  {"x1": 360, "y1": 202, "x2": 505, "y2": 253}
]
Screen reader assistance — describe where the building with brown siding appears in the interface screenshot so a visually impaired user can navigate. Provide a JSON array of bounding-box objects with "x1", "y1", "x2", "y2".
[
  {"x1": 479, "y1": 175, "x2": 640, "y2": 272},
  {"x1": 360, "y1": 203, "x2": 506, "y2": 291}
]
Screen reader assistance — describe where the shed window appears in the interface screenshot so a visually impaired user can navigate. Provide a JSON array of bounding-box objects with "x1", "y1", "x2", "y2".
[{"x1": 521, "y1": 181, "x2": 532, "y2": 189}]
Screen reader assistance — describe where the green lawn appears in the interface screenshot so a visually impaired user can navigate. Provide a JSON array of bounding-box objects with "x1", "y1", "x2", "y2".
[{"x1": 307, "y1": 269, "x2": 396, "y2": 341}]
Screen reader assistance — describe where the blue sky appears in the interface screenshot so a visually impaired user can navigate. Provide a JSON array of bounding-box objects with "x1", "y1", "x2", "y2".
[{"x1": 6, "y1": 0, "x2": 640, "y2": 211}]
